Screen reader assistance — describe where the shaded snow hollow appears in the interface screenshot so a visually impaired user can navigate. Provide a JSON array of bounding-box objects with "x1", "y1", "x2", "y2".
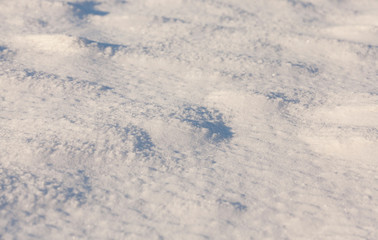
[{"x1": 0, "y1": 0, "x2": 377, "y2": 239}]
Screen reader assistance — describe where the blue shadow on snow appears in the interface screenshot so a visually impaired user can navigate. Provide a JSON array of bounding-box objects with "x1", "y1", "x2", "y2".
[
  {"x1": 68, "y1": 1, "x2": 109, "y2": 19},
  {"x1": 180, "y1": 106, "x2": 233, "y2": 143}
]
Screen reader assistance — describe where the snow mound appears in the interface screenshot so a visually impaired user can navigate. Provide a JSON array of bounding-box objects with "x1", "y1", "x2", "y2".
[
  {"x1": 301, "y1": 94, "x2": 378, "y2": 163},
  {"x1": 11, "y1": 34, "x2": 80, "y2": 54}
]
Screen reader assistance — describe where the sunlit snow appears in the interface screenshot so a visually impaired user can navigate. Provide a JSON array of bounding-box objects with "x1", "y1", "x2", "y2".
[{"x1": 0, "y1": 0, "x2": 377, "y2": 239}]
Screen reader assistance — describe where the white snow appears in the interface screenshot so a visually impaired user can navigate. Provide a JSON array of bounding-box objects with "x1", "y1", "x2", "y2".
[{"x1": 0, "y1": 0, "x2": 377, "y2": 239}]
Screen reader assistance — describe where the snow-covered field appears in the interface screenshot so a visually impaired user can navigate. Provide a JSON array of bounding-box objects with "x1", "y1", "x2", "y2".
[{"x1": 1, "y1": 0, "x2": 377, "y2": 239}]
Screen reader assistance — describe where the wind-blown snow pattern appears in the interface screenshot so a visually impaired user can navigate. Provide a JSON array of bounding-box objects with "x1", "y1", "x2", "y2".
[{"x1": 0, "y1": 0, "x2": 377, "y2": 239}]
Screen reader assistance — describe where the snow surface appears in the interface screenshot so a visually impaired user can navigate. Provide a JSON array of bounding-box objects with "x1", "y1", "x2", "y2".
[{"x1": 0, "y1": 0, "x2": 377, "y2": 239}]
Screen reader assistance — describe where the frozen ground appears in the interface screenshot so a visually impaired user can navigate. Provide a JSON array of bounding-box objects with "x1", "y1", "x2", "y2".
[{"x1": 0, "y1": 0, "x2": 377, "y2": 239}]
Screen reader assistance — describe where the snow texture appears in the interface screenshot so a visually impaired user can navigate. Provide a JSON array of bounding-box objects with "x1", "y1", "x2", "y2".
[{"x1": 0, "y1": 0, "x2": 377, "y2": 239}]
